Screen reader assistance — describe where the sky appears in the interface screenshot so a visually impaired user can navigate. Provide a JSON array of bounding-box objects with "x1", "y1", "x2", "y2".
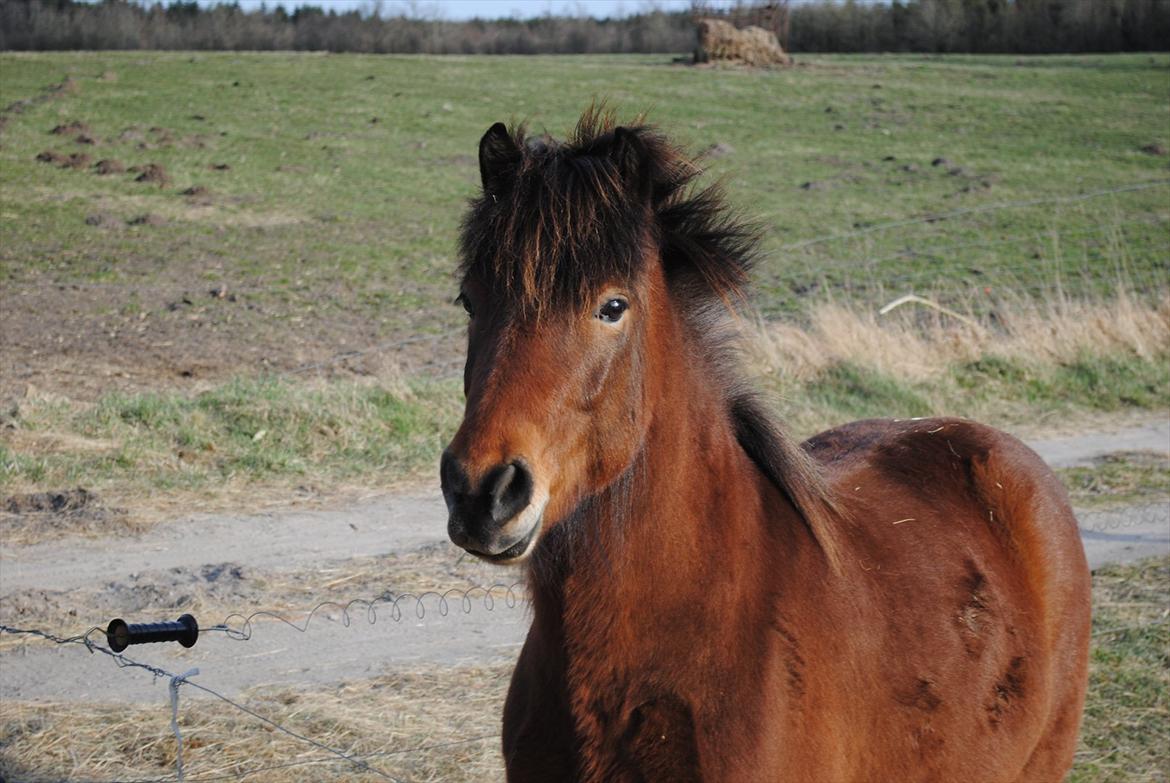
[{"x1": 201, "y1": 0, "x2": 726, "y2": 21}]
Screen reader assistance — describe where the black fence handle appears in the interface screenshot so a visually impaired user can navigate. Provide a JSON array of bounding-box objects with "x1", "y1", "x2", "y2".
[{"x1": 106, "y1": 614, "x2": 199, "y2": 652}]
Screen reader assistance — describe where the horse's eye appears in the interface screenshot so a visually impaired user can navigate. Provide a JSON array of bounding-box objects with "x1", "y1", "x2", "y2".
[
  {"x1": 598, "y1": 298, "x2": 628, "y2": 323},
  {"x1": 455, "y1": 293, "x2": 474, "y2": 317}
]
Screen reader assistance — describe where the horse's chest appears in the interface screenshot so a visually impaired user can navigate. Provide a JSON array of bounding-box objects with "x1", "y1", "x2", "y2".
[
  {"x1": 557, "y1": 597, "x2": 783, "y2": 780},
  {"x1": 567, "y1": 677, "x2": 704, "y2": 783}
]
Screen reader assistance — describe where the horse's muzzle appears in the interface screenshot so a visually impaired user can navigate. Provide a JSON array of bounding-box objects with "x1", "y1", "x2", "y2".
[{"x1": 441, "y1": 450, "x2": 542, "y2": 561}]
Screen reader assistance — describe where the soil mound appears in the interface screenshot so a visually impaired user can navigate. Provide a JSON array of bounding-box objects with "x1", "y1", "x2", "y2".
[
  {"x1": 50, "y1": 77, "x2": 80, "y2": 97},
  {"x1": 50, "y1": 120, "x2": 91, "y2": 137},
  {"x1": 5, "y1": 488, "x2": 96, "y2": 514},
  {"x1": 85, "y1": 213, "x2": 121, "y2": 228},
  {"x1": 93, "y1": 158, "x2": 125, "y2": 175},
  {"x1": 118, "y1": 126, "x2": 146, "y2": 144},
  {"x1": 62, "y1": 152, "x2": 91, "y2": 169},
  {"x1": 2, "y1": 562, "x2": 253, "y2": 624},
  {"x1": 134, "y1": 163, "x2": 170, "y2": 185},
  {"x1": 2, "y1": 488, "x2": 128, "y2": 542}
]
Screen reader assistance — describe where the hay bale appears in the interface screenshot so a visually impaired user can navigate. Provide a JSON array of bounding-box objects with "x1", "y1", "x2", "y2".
[{"x1": 695, "y1": 18, "x2": 790, "y2": 67}]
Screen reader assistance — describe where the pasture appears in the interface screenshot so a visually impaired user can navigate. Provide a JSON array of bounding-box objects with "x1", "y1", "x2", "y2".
[
  {"x1": 0, "y1": 51, "x2": 1168, "y2": 781},
  {"x1": 1, "y1": 52, "x2": 1167, "y2": 518}
]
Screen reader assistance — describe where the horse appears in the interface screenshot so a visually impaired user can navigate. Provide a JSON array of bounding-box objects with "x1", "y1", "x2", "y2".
[{"x1": 440, "y1": 107, "x2": 1092, "y2": 782}]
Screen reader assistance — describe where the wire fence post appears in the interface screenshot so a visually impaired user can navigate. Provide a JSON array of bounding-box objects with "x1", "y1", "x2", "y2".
[{"x1": 169, "y1": 668, "x2": 199, "y2": 782}]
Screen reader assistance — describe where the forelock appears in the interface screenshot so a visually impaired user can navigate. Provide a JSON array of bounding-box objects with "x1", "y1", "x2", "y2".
[{"x1": 458, "y1": 107, "x2": 757, "y2": 318}]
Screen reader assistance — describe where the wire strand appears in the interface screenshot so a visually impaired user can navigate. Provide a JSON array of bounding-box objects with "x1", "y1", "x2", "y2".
[
  {"x1": 0, "y1": 625, "x2": 404, "y2": 782},
  {"x1": 204, "y1": 582, "x2": 527, "y2": 642},
  {"x1": 776, "y1": 178, "x2": 1170, "y2": 251}
]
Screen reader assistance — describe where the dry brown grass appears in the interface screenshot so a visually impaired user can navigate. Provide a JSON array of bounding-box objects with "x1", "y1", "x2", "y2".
[
  {"x1": 744, "y1": 291, "x2": 1170, "y2": 437},
  {"x1": 748, "y1": 291, "x2": 1170, "y2": 384},
  {"x1": 694, "y1": 18, "x2": 791, "y2": 66},
  {"x1": 3, "y1": 560, "x2": 1164, "y2": 782},
  {"x1": 0, "y1": 663, "x2": 511, "y2": 782},
  {"x1": 1059, "y1": 450, "x2": 1170, "y2": 510},
  {"x1": 1072, "y1": 558, "x2": 1170, "y2": 782}
]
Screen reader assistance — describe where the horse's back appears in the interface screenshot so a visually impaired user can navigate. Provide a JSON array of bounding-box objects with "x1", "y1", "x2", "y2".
[
  {"x1": 795, "y1": 417, "x2": 1091, "y2": 782},
  {"x1": 804, "y1": 417, "x2": 1089, "y2": 608},
  {"x1": 805, "y1": 416, "x2": 1088, "y2": 578}
]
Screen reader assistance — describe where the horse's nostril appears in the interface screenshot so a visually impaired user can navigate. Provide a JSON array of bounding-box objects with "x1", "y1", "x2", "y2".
[
  {"x1": 489, "y1": 460, "x2": 534, "y2": 524},
  {"x1": 449, "y1": 525, "x2": 471, "y2": 548},
  {"x1": 440, "y1": 449, "x2": 470, "y2": 499}
]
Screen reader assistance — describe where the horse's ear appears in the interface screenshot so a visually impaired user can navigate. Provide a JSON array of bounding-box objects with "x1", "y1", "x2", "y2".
[
  {"x1": 611, "y1": 126, "x2": 651, "y2": 202},
  {"x1": 479, "y1": 122, "x2": 520, "y2": 193}
]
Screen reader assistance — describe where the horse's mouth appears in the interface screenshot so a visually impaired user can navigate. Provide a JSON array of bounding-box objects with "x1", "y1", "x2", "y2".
[{"x1": 475, "y1": 515, "x2": 543, "y2": 564}]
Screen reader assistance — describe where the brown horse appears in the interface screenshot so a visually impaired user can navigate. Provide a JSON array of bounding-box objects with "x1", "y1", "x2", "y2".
[{"x1": 441, "y1": 108, "x2": 1091, "y2": 782}]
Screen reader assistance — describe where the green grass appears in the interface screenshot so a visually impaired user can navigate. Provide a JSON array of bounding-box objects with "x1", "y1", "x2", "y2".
[
  {"x1": 954, "y1": 353, "x2": 1170, "y2": 411},
  {"x1": 771, "y1": 348, "x2": 1170, "y2": 438},
  {"x1": 1072, "y1": 557, "x2": 1170, "y2": 783},
  {"x1": 1, "y1": 376, "x2": 463, "y2": 504},
  {"x1": 1058, "y1": 451, "x2": 1170, "y2": 510},
  {"x1": 0, "y1": 51, "x2": 1166, "y2": 329},
  {"x1": 800, "y1": 361, "x2": 935, "y2": 421},
  {"x1": 1, "y1": 53, "x2": 1166, "y2": 780},
  {"x1": 3, "y1": 343, "x2": 1165, "y2": 509}
]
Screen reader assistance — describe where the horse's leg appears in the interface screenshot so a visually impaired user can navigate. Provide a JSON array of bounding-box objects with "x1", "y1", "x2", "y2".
[
  {"x1": 502, "y1": 634, "x2": 579, "y2": 781},
  {"x1": 1011, "y1": 685, "x2": 1089, "y2": 782}
]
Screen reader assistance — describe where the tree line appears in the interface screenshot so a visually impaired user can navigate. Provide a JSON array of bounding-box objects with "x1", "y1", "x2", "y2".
[{"x1": 1, "y1": 0, "x2": 1166, "y2": 54}]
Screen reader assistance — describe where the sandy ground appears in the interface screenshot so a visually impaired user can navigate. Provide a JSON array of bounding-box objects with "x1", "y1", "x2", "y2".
[{"x1": 1, "y1": 419, "x2": 1167, "y2": 706}]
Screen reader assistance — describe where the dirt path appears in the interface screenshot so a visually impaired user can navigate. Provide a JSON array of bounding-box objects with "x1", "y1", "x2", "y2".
[
  {"x1": 1027, "y1": 417, "x2": 1169, "y2": 567},
  {"x1": 0, "y1": 493, "x2": 448, "y2": 595},
  {"x1": 1, "y1": 419, "x2": 1166, "y2": 704},
  {"x1": 1026, "y1": 417, "x2": 1169, "y2": 468}
]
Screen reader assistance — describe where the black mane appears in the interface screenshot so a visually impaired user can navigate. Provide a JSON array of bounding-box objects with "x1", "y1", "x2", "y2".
[{"x1": 458, "y1": 105, "x2": 759, "y2": 316}]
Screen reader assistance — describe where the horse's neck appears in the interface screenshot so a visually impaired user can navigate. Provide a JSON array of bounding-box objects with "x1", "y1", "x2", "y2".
[{"x1": 528, "y1": 356, "x2": 796, "y2": 659}]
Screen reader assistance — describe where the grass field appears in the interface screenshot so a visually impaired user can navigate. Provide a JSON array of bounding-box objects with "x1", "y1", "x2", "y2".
[
  {"x1": 1, "y1": 52, "x2": 1167, "y2": 316},
  {"x1": 0, "y1": 51, "x2": 1167, "y2": 514}
]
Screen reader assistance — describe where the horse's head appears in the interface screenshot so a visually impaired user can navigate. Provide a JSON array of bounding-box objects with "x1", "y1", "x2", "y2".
[{"x1": 441, "y1": 108, "x2": 755, "y2": 564}]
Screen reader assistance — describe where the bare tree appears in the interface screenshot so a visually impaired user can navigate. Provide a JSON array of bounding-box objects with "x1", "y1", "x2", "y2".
[{"x1": 1, "y1": 0, "x2": 1166, "y2": 54}]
